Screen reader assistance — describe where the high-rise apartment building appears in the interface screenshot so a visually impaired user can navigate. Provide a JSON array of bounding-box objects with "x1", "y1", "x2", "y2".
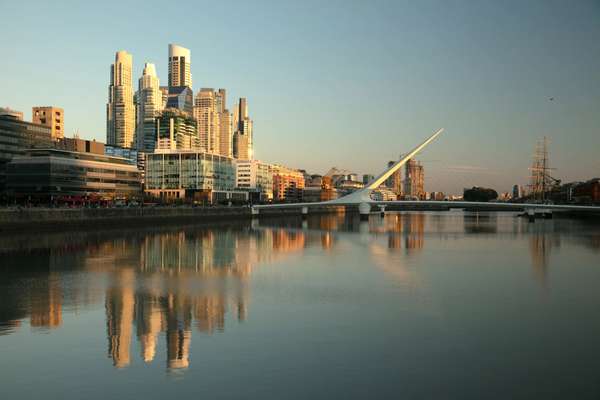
[
  {"x1": 194, "y1": 88, "x2": 232, "y2": 157},
  {"x1": 219, "y1": 110, "x2": 232, "y2": 157},
  {"x1": 107, "y1": 50, "x2": 135, "y2": 148},
  {"x1": 32, "y1": 106, "x2": 64, "y2": 140},
  {"x1": 194, "y1": 89, "x2": 220, "y2": 153},
  {"x1": 136, "y1": 63, "x2": 162, "y2": 152},
  {"x1": 164, "y1": 44, "x2": 193, "y2": 117},
  {"x1": 384, "y1": 160, "x2": 402, "y2": 198},
  {"x1": 215, "y1": 89, "x2": 232, "y2": 157},
  {"x1": 233, "y1": 131, "x2": 250, "y2": 160},
  {"x1": 215, "y1": 89, "x2": 226, "y2": 113},
  {"x1": 232, "y1": 98, "x2": 253, "y2": 160},
  {"x1": 168, "y1": 44, "x2": 192, "y2": 88},
  {"x1": 155, "y1": 108, "x2": 199, "y2": 151},
  {"x1": 404, "y1": 158, "x2": 425, "y2": 199}
]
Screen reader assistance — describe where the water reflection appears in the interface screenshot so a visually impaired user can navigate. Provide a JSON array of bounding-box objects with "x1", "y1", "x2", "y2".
[
  {"x1": 528, "y1": 227, "x2": 560, "y2": 286},
  {"x1": 383, "y1": 213, "x2": 425, "y2": 253},
  {"x1": 1, "y1": 212, "x2": 599, "y2": 373},
  {"x1": 463, "y1": 213, "x2": 498, "y2": 234},
  {"x1": 0, "y1": 225, "x2": 310, "y2": 371}
]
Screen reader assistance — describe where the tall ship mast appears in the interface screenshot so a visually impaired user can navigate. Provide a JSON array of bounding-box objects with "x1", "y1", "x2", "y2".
[{"x1": 529, "y1": 137, "x2": 560, "y2": 202}]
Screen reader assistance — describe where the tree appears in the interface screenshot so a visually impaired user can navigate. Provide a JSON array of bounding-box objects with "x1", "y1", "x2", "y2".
[{"x1": 463, "y1": 187, "x2": 498, "y2": 202}]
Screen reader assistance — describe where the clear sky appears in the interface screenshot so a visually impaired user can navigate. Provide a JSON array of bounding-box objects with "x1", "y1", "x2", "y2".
[{"x1": 2, "y1": 0, "x2": 599, "y2": 194}]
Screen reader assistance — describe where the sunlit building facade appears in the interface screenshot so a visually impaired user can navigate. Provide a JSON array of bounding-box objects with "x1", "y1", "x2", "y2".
[
  {"x1": 168, "y1": 44, "x2": 192, "y2": 88},
  {"x1": 235, "y1": 159, "x2": 273, "y2": 200},
  {"x1": 303, "y1": 175, "x2": 338, "y2": 202},
  {"x1": 233, "y1": 131, "x2": 250, "y2": 160},
  {"x1": 164, "y1": 44, "x2": 194, "y2": 118},
  {"x1": 232, "y1": 98, "x2": 253, "y2": 159},
  {"x1": 136, "y1": 63, "x2": 162, "y2": 152},
  {"x1": 107, "y1": 50, "x2": 135, "y2": 148},
  {"x1": 404, "y1": 158, "x2": 425, "y2": 200},
  {"x1": 194, "y1": 88, "x2": 220, "y2": 153},
  {"x1": 145, "y1": 150, "x2": 236, "y2": 202},
  {"x1": 271, "y1": 164, "x2": 305, "y2": 202},
  {"x1": 219, "y1": 110, "x2": 233, "y2": 158},
  {"x1": 32, "y1": 106, "x2": 64, "y2": 141},
  {"x1": 155, "y1": 108, "x2": 199, "y2": 151}
]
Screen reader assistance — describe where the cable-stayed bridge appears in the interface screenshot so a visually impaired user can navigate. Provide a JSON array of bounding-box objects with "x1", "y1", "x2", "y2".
[{"x1": 253, "y1": 128, "x2": 600, "y2": 219}]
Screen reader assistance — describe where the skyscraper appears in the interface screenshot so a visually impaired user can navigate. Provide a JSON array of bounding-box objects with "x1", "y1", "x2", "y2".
[
  {"x1": 194, "y1": 88, "x2": 232, "y2": 156},
  {"x1": 384, "y1": 160, "x2": 402, "y2": 198},
  {"x1": 404, "y1": 158, "x2": 424, "y2": 199},
  {"x1": 215, "y1": 89, "x2": 226, "y2": 113},
  {"x1": 168, "y1": 44, "x2": 192, "y2": 88},
  {"x1": 136, "y1": 63, "x2": 161, "y2": 152},
  {"x1": 107, "y1": 50, "x2": 135, "y2": 148},
  {"x1": 166, "y1": 44, "x2": 193, "y2": 117},
  {"x1": 233, "y1": 131, "x2": 250, "y2": 160},
  {"x1": 232, "y1": 98, "x2": 253, "y2": 160},
  {"x1": 194, "y1": 88, "x2": 220, "y2": 153},
  {"x1": 219, "y1": 110, "x2": 233, "y2": 157},
  {"x1": 216, "y1": 89, "x2": 232, "y2": 157}
]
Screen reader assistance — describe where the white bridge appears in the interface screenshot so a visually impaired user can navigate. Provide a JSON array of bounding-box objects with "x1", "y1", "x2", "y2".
[{"x1": 253, "y1": 128, "x2": 600, "y2": 219}]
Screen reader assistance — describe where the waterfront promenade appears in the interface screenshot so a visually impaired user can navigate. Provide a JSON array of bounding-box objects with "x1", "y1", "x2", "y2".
[
  {"x1": 2, "y1": 202, "x2": 599, "y2": 233},
  {"x1": 0, "y1": 205, "x2": 338, "y2": 232}
]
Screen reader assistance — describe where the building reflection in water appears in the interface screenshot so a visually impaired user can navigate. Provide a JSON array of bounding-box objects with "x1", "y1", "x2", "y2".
[
  {"x1": 0, "y1": 250, "x2": 70, "y2": 334},
  {"x1": 100, "y1": 226, "x2": 311, "y2": 370},
  {"x1": 30, "y1": 272, "x2": 63, "y2": 329},
  {"x1": 383, "y1": 213, "x2": 425, "y2": 253},
  {"x1": 366, "y1": 213, "x2": 426, "y2": 287},
  {"x1": 105, "y1": 269, "x2": 135, "y2": 368},
  {"x1": 3, "y1": 212, "x2": 599, "y2": 370}
]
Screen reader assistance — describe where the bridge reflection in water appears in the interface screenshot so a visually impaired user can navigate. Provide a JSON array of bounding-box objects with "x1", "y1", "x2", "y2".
[{"x1": 0, "y1": 212, "x2": 599, "y2": 371}]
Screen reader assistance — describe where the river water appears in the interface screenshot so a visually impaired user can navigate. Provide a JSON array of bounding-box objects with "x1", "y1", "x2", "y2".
[{"x1": 1, "y1": 211, "x2": 599, "y2": 399}]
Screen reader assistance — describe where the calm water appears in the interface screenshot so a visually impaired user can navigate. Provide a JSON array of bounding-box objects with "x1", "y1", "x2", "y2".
[{"x1": 1, "y1": 211, "x2": 599, "y2": 399}]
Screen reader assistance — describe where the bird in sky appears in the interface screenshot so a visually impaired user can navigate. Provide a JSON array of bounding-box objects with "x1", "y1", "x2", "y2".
[{"x1": 549, "y1": 97, "x2": 554, "y2": 101}]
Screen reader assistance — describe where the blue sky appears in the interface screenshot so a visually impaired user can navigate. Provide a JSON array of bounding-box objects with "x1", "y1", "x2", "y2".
[{"x1": 2, "y1": 0, "x2": 599, "y2": 193}]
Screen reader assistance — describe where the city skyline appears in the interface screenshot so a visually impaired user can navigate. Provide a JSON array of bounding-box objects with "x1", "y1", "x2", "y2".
[{"x1": 2, "y1": 0, "x2": 600, "y2": 193}]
